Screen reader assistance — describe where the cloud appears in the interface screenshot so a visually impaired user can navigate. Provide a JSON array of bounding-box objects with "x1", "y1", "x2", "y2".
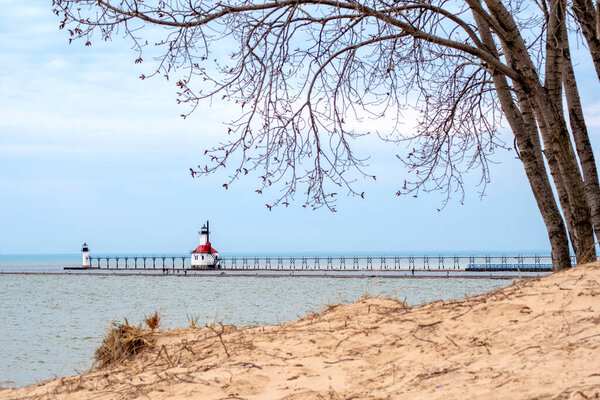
[{"x1": 45, "y1": 58, "x2": 69, "y2": 70}]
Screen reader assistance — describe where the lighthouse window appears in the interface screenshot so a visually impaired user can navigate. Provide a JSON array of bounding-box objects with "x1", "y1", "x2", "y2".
[
  {"x1": 194, "y1": 255, "x2": 198, "y2": 260},
  {"x1": 202, "y1": 256, "x2": 204, "y2": 260}
]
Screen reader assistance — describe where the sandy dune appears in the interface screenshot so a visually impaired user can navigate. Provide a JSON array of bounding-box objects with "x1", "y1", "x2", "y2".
[{"x1": 2, "y1": 263, "x2": 600, "y2": 399}]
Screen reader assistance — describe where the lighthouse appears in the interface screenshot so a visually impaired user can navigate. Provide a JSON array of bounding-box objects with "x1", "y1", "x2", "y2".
[
  {"x1": 190, "y1": 221, "x2": 219, "y2": 269},
  {"x1": 81, "y1": 242, "x2": 90, "y2": 268}
]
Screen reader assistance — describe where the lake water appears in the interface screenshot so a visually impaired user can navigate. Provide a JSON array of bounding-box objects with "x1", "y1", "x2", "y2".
[{"x1": 0, "y1": 255, "x2": 510, "y2": 389}]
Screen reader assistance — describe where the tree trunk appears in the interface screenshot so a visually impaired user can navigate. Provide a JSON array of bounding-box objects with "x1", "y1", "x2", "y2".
[
  {"x1": 572, "y1": 0, "x2": 600, "y2": 81},
  {"x1": 562, "y1": 26, "x2": 600, "y2": 247},
  {"x1": 483, "y1": 0, "x2": 595, "y2": 263},
  {"x1": 511, "y1": 85, "x2": 575, "y2": 269},
  {"x1": 471, "y1": 7, "x2": 572, "y2": 269},
  {"x1": 509, "y1": 91, "x2": 573, "y2": 270},
  {"x1": 524, "y1": 97, "x2": 579, "y2": 251},
  {"x1": 532, "y1": 92, "x2": 595, "y2": 263}
]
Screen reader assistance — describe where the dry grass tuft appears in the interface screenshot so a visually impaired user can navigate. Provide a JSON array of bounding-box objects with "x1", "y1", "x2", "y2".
[
  {"x1": 358, "y1": 292, "x2": 374, "y2": 301},
  {"x1": 298, "y1": 309, "x2": 321, "y2": 323},
  {"x1": 187, "y1": 314, "x2": 200, "y2": 328},
  {"x1": 144, "y1": 311, "x2": 160, "y2": 330},
  {"x1": 94, "y1": 318, "x2": 153, "y2": 368}
]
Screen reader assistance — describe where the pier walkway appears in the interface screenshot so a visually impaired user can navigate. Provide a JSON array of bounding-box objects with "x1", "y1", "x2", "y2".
[{"x1": 82, "y1": 254, "x2": 563, "y2": 271}]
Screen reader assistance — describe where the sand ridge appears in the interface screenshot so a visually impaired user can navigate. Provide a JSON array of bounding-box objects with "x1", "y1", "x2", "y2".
[{"x1": 2, "y1": 263, "x2": 600, "y2": 399}]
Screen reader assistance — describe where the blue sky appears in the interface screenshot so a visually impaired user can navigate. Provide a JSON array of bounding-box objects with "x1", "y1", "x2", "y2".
[{"x1": 1, "y1": 1, "x2": 599, "y2": 255}]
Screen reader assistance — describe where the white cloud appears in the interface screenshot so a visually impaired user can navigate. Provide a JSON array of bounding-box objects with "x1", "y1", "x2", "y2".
[
  {"x1": 583, "y1": 103, "x2": 600, "y2": 130},
  {"x1": 45, "y1": 58, "x2": 69, "y2": 70}
]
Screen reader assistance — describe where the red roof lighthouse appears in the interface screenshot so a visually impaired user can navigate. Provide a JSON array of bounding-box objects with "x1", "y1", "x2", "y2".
[
  {"x1": 190, "y1": 221, "x2": 219, "y2": 269},
  {"x1": 192, "y1": 242, "x2": 219, "y2": 255}
]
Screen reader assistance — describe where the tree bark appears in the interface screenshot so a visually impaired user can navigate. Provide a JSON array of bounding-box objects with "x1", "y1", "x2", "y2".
[
  {"x1": 471, "y1": 7, "x2": 572, "y2": 269},
  {"x1": 484, "y1": 0, "x2": 595, "y2": 263},
  {"x1": 562, "y1": 26, "x2": 600, "y2": 245},
  {"x1": 509, "y1": 90, "x2": 573, "y2": 269},
  {"x1": 523, "y1": 95, "x2": 579, "y2": 250},
  {"x1": 572, "y1": 0, "x2": 600, "y2": 81}
]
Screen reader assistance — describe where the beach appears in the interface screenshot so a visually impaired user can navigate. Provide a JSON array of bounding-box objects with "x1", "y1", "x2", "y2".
[
  {"x1": 0, "y1": 268, "x2": 507, "y2": 387},
  {"x1": 2, "y1": 262, "x2": 599, "y2": 399}
]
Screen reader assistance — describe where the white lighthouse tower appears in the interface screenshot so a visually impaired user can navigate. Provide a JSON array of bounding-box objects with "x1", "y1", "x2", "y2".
[
  {"x1": 81, "y1": 242, "x2": 90, "y2": 268},
  {"x1": 191, "y1": 221, "x2": 219, "y2": 269}
]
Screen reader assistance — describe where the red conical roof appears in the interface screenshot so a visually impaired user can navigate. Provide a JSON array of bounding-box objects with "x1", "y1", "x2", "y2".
[{"x1": 191, "y1": 241, "x2": 218, "y2": 254}]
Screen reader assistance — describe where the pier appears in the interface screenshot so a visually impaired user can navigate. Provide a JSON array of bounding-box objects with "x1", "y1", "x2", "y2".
[
  {"x1": 76, "y1": 253, "x2": 565, "y2": 273},
  {"x1": 60, "y1": 225, "x2": 565, "y2": 278},
  {"x1": 87, "y1": 254, "x2": 189, "y2": 269}
]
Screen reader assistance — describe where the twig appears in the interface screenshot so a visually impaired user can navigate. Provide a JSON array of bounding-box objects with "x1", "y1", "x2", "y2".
[
  {"x1": 335, "y1": 335, "x2": 351, "y2": 350},
  {"x1": 209, "y1": 323, "x2": 230, "y2": 357},
  {"x1": 445, "y1": 335, "x2": 460, "y2": 347},
  {"x1": 161, "y1": 345, "x2": 174, "y2": 368},
  {"x1": 416, "y1": 367, "x2": 458, "y2": 380},
  {"x1": 323, "y1": 358, "x2": 356, "y2": 364},
  {"x1": 335, "y1": 331, "x2": 363, "y2": 350},
  {"x1": 144, "y1": 345, "x2": 170, "y2": 369},
  {"x1": 418, "y1": 320, "x2": 443, "y2": 328},
  {"x1": 578, "y1": 333, "x2": 600, "y2": 342},
  {"x1": 230, "y1": 362, "x2": 262, "y2": 369},
  {"x1": 450, "y1": 306, "x2": 474, "y2": 320},
  {"x1": 580, "y1": 240, "x2": 600, "y2": 265},
  {"x1": 181, "y1": 339, "x2": 196, "y2": 355},
  {"x1": 512, "y1": 345, "x2": 540, "y2": 356},
  {"x1": 550, "y1": 382, "x2": 600, "y2": 400},
  {"x1": 412, "y1": 334, "x2": 439, "y2": 346}
]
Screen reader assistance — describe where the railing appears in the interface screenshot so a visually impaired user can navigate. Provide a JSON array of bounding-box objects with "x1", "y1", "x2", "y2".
[
  {"x1": 87, "y1": 254, "x2": 568, "y2": 270},
  {"x1": 88, "y1": 254, "x2": 189, "y2": 268},
  {"x1": 216, "y1": 255, "x2": 559, "y2": 270}
]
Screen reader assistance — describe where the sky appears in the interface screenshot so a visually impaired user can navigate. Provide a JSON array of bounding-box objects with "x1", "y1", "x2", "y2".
[{"x1": 1, "y1": 1, "x2": 600, "y2": 256}]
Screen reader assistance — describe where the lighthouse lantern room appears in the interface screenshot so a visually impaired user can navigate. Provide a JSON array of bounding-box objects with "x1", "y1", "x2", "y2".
[{"x1": 190, "y1": 221, "x2": 219, "y2": 269}]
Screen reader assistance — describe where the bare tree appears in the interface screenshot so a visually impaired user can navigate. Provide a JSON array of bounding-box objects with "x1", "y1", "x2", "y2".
[{"x1": 52, "y1": 0, "x2": 600, "y2": 269}]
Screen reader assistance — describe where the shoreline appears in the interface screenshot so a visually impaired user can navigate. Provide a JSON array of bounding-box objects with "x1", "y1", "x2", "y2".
[{"x1": 2, "y1": 263, "x2": 598, "y2": 399}]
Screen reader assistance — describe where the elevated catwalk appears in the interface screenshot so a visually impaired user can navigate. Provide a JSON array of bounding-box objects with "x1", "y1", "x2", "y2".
[
  {"x1": 58, "y1": 267, "x2": 551, "y2": 279},
  {"x1": 59, "y1": 253, "x2": 563, "y2": 278}
]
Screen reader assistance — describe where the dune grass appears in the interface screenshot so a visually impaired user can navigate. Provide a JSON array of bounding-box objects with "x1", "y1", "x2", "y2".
[
  {"x1": 94, "y1": 318, "x2": 153, "y2": 368},
  {"x1": 144, "y1": 311, "x2": 160, "y2": 330}
]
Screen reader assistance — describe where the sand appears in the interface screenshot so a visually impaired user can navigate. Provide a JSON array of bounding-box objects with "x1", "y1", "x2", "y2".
[{"x1": 2, "y1": 263, "x2": 600, "y2": 399}]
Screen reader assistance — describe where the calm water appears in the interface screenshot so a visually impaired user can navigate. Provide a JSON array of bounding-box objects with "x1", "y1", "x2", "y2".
[
  {"x1": 0, "y1": 254, "x2": 80, "y2": 272},
  {"x1": 0, "y1": 255, "x2": 510, "y2": 388}
]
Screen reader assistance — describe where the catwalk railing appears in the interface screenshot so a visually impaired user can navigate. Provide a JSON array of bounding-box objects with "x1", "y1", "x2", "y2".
[{"x1": 86, "y1": 254, "x2": 569, "y2": 270}]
